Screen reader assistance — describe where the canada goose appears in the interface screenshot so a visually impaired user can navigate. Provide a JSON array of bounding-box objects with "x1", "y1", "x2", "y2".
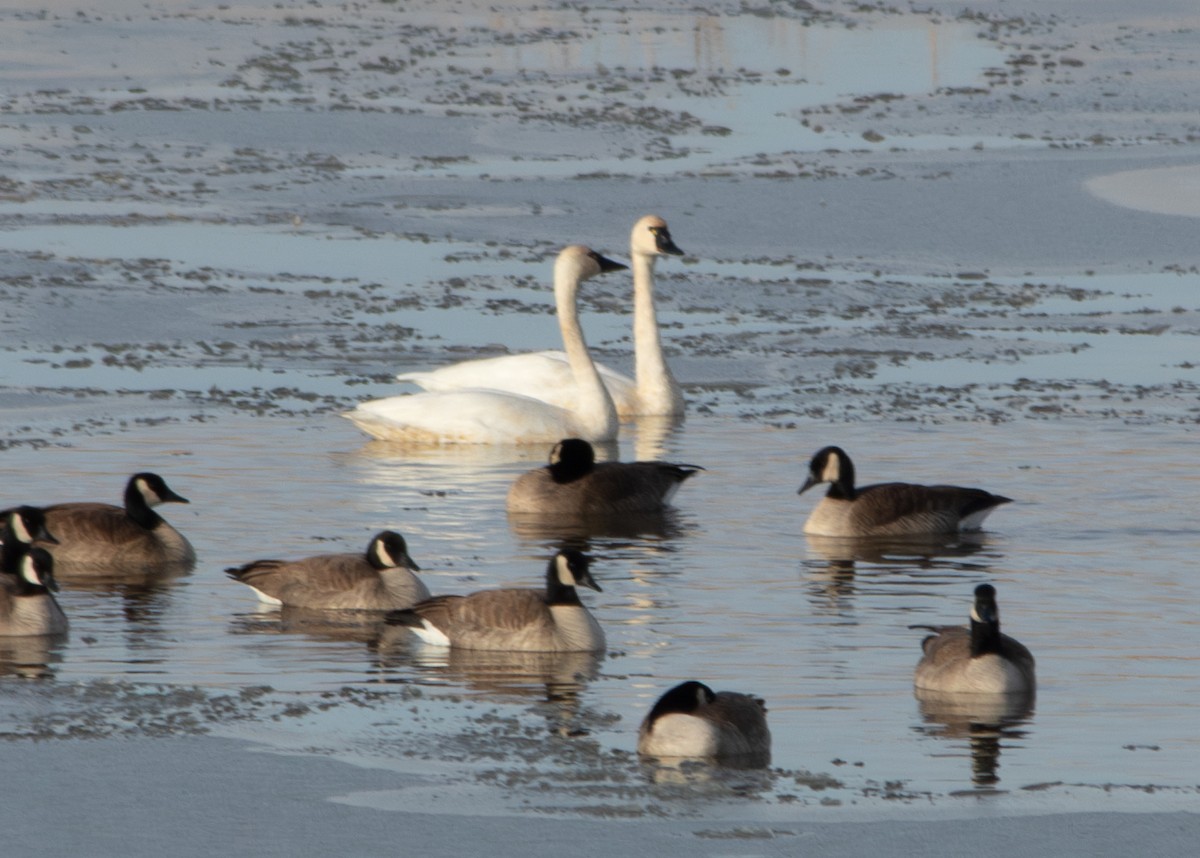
[
  {"x1": 506, "y1": 438, "x2": 702, "y2": 515},
  {"x1": 344, "y1": 246, "x2": 626, "y2": 444},
  {"x1": 911, "y1": 583, "x2": 1035, "y2": 694},
  {"x1": 14, "y1": 473, "x2": 195, "y2": 575},
  {"x1": 1, "y1": 506, "x2": 57, "y2": 575},
  {"x1": 396, "y1": 215, "x2": 686, "y2": 418},
  {"x1": 225, "y1": 530, "x2": 430, "y2": 610},
  {"x1": 385, "y1": 550, "x2": 605, "y2": 652},
  {"x1": 637, "y1": 681, "x2": 771, "y2": 764},
  {"x1": 797, "y1": 446, "x2": 1012, "y2": 537},
  {"x1": 0, "y1": 547, "x2": 68, "y2": 637}
]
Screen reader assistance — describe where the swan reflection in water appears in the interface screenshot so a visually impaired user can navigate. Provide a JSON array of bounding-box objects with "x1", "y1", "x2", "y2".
[{"x1": 914, "y1": 687, "x2": 1036, "y2": 790}]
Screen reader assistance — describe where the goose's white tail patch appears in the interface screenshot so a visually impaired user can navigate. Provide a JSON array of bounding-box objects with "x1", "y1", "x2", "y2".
[
  {"x1": 409, "y1": 618, "x2": 451, "y2": 647},
  {"x1": 959, "y1": 507, "x2": 998, "y2": 531},
  {"x1": 249, "y1": 587, "x2": 283, "y2": 607}
]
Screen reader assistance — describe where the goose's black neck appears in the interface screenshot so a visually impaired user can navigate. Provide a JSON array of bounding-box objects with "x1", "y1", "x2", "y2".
[
  {"x1": 545, "y1": 557, "x2": 584, "y2": 606},
  {"x1": 969, "y1": 585, "x2": 1003, "y2": 657},
  {"x1": 124, "y1": 479, "x2": 166, "y2": 530}
]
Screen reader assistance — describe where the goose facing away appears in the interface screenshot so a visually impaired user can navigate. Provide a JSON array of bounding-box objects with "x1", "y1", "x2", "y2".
[
  {"x1": 225, "y1": 530, "x2": 430, "y2": 611},
  {"x1": 506, "y1": 438, "x2": 702, "y2": 515},
  {"x1": 395, "y1": 215, "x2": 686, "y2": 418},
  {"x1": 637, "y1": 681, "x2": 771, "y2": 764},
  {"x1": 344, "y1": 246, "x2": 626, "y2": 445},
  {"x1": 911, "y1": 584, "x2": 1035, "y2": 695},
  {"x1": 385, "y1": 550, "x2": 605, "y2": 652},
  {"x1": 0, "y1": 547, "x2": 68, "y2": 637},
  {"x1": 20, "y1": 473, "x2": 195, "y2": 575},
  {"x1": 797, "y1": 446, "x2": 1012, "y2": 537}
]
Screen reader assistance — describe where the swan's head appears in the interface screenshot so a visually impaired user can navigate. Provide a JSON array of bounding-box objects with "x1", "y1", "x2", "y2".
[
  {"x1": 630, "y1": 215, "x2": 685, "y2": 258},
  {"x1": 555, "y1": 245, "x2": 628, "y2": 287}
]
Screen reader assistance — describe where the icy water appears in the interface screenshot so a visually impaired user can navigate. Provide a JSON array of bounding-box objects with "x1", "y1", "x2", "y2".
[
  {"x1": 3, "y1": 274, "x2": 1200, "y2": 813},
  {"x1": 2, "y1": 0, "x2": 1200, "y2": 843}
]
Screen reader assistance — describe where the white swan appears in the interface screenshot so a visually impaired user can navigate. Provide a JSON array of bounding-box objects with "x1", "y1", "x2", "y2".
[
  {"x1": 395, "y1": 215, "x2": 686, "y2": 418},
  {"x1": 342, "y1": 245, "x2": 625, "y2": 444}
]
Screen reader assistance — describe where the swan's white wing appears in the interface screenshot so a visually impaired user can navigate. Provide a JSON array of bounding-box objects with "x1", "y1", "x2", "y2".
[
  {"x1": 398, "y1": 351, "x2": 638, "y2": 416},
  {"x1": 343, "y1": 388, "x2": 614, "y2": 445}
]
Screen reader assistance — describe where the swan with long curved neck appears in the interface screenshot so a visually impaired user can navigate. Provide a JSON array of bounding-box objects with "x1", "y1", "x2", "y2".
[
  {"x1": 394, "y1": 215, "x2": 686, "y2": 418},
  {"x1": 343, "y1": 245, "x2": 625, "y2": 444}
]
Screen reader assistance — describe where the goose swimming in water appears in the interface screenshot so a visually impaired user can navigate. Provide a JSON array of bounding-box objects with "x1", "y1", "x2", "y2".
[
  {"x1": 506, "y1": 438, "x2": 701, "y2": 515},
  {"x1": 797, "y1": 446, "x2": 1012, "y2": 537},
  {"x1": 0, "y1": 547, "x2": 68, "y2": 637},
  {"x1": 344, "y1": 246, "x2": 626, "y2": 445},
  {"x1": 225, "y1": 530, "x2": 430, "y2": 611},
  {"x1": 5, "y1": 473, "x2": 196, "y2": 575},
  {"x1": 395, "y1": 215, "x2": 686, "y2": 418},
  {"x1": 911, "y1": 583, "x2": 1036, "y2": 695},
  {"x1": 637, "y1": 680, "x2": 771, "y2": 765},
  {"x1": 385, "y1": 550, "x2": 605, "y2": 653}
]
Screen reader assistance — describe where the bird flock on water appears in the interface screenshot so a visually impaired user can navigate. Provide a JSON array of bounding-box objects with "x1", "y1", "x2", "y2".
[{"x1": 2, "y1": 214, "x2": 1029, "y2": 767}]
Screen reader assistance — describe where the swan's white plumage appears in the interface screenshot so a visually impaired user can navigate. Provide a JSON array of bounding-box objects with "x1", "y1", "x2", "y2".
[
  {"x1": 394, "y1": 215, "x2": 685, "y2": 418},
  {"x1": 398, "y1": 352, "x2": 637, "y2": 414},
  {"x1": 345, "y1": 245, "x2": 623, "y2": 445}
]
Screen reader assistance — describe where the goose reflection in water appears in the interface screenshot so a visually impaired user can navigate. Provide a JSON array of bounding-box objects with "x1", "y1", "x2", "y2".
[
  {"x1": 802, "y1": 533, "x2": 1000, "y2": 611},
  {"x1": 507, "y1": 506, "x2": 692, "y2": 544},
  {"x1": 374, "y1": 637, "x2": 603, "y2": 735},
  {"x1": 804, "y1": 532, "x2": 995, "y2": 568},
  {"x1": 229, "y1": 604, "x2": 389, "y2": 646},
  {"x1": 914, "y1": 687, "x2": 1035, "y2": 790},
  {"x1": 0, "y1": 634, "x2": 65, "y2": 680},
  {"x1": 637, "y1": 756, "x2": 777, "y2": 792}
]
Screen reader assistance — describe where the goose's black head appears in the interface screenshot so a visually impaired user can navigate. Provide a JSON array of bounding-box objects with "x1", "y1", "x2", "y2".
[
  {"x1": 646, "y1": 681, "x2": 716, "y2": 723},
  {"x1": 798, "y1": 446, "x2": 856, "y2": 500},
  {"x1": 548, "y1": 438, "x2": 596, "y2": 484},
  {"x1": 545, "y1": 549, "x2": 601, "y2": 604},
  {"x1": 367, "y1": 530, "x2": 420, "y2": 572},
  {"x1": 17, "y1": 546, "x2": 58, "y2": 594},
  {"x1": 2, "y1": 506, "x2": 57, "y2": 547}
]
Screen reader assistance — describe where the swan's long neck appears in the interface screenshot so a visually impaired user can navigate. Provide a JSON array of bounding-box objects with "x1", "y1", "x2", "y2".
[
  {"x1": 556, "y1": 268, "x2": 618, "y2": 439},
  {"x1": 631, "y1": 253, "x2": 683, "y2": 416}
]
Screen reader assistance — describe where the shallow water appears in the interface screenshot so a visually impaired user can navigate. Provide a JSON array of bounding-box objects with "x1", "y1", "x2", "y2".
[{"x1": 2, "y1": 0, "x2": 1200, "y2": 835}]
